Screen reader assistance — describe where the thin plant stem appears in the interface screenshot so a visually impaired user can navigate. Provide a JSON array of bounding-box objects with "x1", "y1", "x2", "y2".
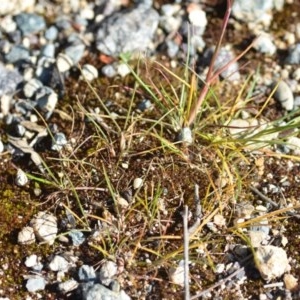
[
  {"x1": 183, "y1": 205, "x2": 190, "y2": 300},
  {"x1": 186, "y1": 0, "x2": 255, "y2": 127}
]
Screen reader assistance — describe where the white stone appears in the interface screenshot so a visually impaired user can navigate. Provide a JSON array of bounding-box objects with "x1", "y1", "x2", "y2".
[
  {"x1": 16, "y1": 168, "x2": 28, "y2": 186},
  {"x1": 18, "y1": 226, "x2": 35, "y2": 245},
  {"x1": 23, "y1": 78, "x2": 43, "y2": 98},
  {"x1": 49, "y1": 255, "x2": 69, "y2": 272},
  {"x1": 1, "y1": 94, "x2": 11, "y2": 116},
  {"x1": 255, "y1": 245, "x2": 290, "y2": 281},
  {"x1": 188, "y1": 8, "x2": 207, "y2": 35},
  {"x1": 25, "y1": 254, "x2": 39, "y2": 267},
  {"x1": 30, "y1": 212, "x2": 58, "y2": 245},
  {"x1": 286, "y1": 136, "x2": 300, "y2": 155},
  {"x1": 56, "y1": 53, "x2": 74, "y2": 72},
  {"x1": 117, "y1": 63, "x2": 131, "y2": 77},
  {"x1": 273, "y1": 81, "x2": 294, "y2": 111},
  {"x1": 0, "y1": 139, "x2": 4, "y2": 153},
  {"x1": 99, "y1": 261, "x2": 118, "y2": 286},
  {"x1": 81, "y1": 64, "x2": 98, "y2": 81},
  {"x1": 58, "y1": 279, "x2": 79, "y2": 293},
  {"x1": 133, "y1": 177, "x2": 143, "y2": 190},
  {"x1": 169, "y1": 260, "x2": 184, "y2": 286}
]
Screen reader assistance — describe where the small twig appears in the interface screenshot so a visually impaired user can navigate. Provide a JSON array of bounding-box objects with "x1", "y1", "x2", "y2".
[
  {"x1": 250, "y1": 185, "x2": 300, "y2": 219},
  {"x1": 188, "y1": 184, "x2": 202, "y2": 235},
  {"x1": 250, "y1": 186, "x2": 279, "y2": 208},
  {"x1": 190, "y1": 255, "x2": 252, "y2": 299},
  {"x1": 183, "y1": 205, "x2": 190, "y2": 300}
]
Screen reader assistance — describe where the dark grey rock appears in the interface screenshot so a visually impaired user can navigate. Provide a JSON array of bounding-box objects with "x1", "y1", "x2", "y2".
[
  {"x1": 137, "y1": 99, "x2": 152, "y2": 112},
  {"x1": 0, "y1": 63, "x2": 23, "y2": 96},
  {"x1": 15, "y1": 13, "x2": 46, "y2": 36},
  {"x1": 5, "y1": 45, "x2": 30, "y2": 63},
  {"x1": 96, "y1": 2, "x2": 159, "y2": 57},
  {"x1": 78, "y1": 265, "x2": 96, "y2": 282},
  {"x1": 285, "y1": 43, "x2": 300, "y2": 64}
]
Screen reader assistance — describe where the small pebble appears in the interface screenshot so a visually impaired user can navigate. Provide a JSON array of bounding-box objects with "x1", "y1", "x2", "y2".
[
  {"x1": 273, "y1": 81, "x2": 294, "y2": 111},
  {"x1": 81, "y1": 64, "x2": 98, "y2": 81},
  {"x1": 16, "y1": 168, "x2": 28, "y2": 186},
  {"x1": 78, "y1": 265, "x2": 96, "y2": 281},
  {"x1": 58, "y1": 279, "x2": 79, "y2": 293},
  {"x1": 18, "y1": 226, "x2": 35, "y2": 245},
  {"x1": 99, "y1": 260, "x2": 118, "y2": 286},
  {"x1": 30, "y1": 212, "x2": 58, "y2": 245},
  {"x1": 26, "y1": 276, "x2": 46, "y2": 292},
  {"x1": 133, "y1": 177, "x2": 143, "y2": 190},
  {"x1": 49, "y1": 255, "x2": 69, "y2": 272}
]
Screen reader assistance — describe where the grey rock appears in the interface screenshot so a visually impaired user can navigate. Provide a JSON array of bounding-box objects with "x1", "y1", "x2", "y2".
[
  {"x1": 40, "y1": 44, "x2": 55, "y2": 58},
  {"x1": 45, "y1": 25, "x2": 59, "y2": 41},
  {"x1": 254, "y1": 33, "x2": 276, "y2": 55},
  {"x1": 82, "y1": 283, "x2": 131, "y2": 300},
  {"x1": 96, "y1": 3, "x2": 159, "y2": 57},
  {"x1": 68, "y1": 230, "x2": 85, "y2": 246},
  {"x1": 26, "y1": 276, "x2": 46, "y2": 292},
  {"x1": 36, "y1": 87, "x2": 58, "y2": 114},
  {"x1": 273, "y1": 81, "x2": 294, "y2": 111},
  {"x1": 285, "y1": 43, "x2": 300, "y2": 64},
  {"x1": 177, "y1": 127, "x2": 193, "y2": 144},
  {"x1": 15, "y1": 13, "x2": 46, "y2": 36},
  {"x1": 65, "y1": 43, "x2": 85, "y2": 64},
  {"x1": 232, "y1": 0, "x2": 274, "y2": 24},
  {"x1": 78, "y1": 265, "x2": 96, "y2": 281},
  {"x1": 214, "y1": 47, "x2": 240, "y2": 81},
  {"x1": 102, "y1": 64, "x2": 117, "y2": 78},
  {"x1": 5, "y1": 45, "x2": 30, "y2": 63},
  {"x1": 166, "y1": 40, "x2": 179, "y2": 58},
  {"x1": 49, "y1": 255, "x2": 69, "y2": 272},
  {"x1": 255, "y1": 245, "x2": 290, "y2": 281},
  {"x1": 51, "y1": 132, "x2": 68, "y2": 151}
]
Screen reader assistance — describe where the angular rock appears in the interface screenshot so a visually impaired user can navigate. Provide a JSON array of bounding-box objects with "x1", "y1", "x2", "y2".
[
  {"x1": 30, "y1": 212, "x2": 58, "y2": 245},
  {"x1": 255, "y1": 245, "x2": 290, "y2": 281},
  {"x1": 26, "y1": 276, "x2": 46, "y2": 292},
  {"x1": 96, "y1": 2, "x2": 159, "y2": 57},
  {"x1": 15, "y1": 13, "x2": 46, "y2": 36},
  {"x1": 18, "y1": 226, "x2": 35, "y2": 245}
]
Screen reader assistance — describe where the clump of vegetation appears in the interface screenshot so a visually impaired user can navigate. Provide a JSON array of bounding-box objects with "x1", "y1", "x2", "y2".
[{"x1": 6, "y1": 0, "x2": 300, "y2": 298}]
